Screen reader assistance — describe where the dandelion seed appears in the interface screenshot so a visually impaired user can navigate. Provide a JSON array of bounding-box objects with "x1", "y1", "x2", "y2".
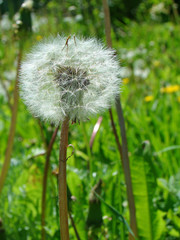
[
  {"x1": 21, "y1": 0, "x2": 33, "y2": 10},
  {"x1": 160, "y1": 85, "x2": 180, "y2": 93},
  {"x1": 20, "y1": 35, "x2": 122, "y2": 124},
  {"x1": 144, "y1": 95, "x2": 154, "y2": 102}
]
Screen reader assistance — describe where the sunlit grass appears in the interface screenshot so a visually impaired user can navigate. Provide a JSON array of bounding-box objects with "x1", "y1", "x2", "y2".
[{"x1": 0, "y1": 8, "x2": 180, "y2": 240}]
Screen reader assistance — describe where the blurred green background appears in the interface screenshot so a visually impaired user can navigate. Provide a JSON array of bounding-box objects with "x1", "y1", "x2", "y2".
[{"x1": 0, "y1": 0, "x2": 180, "y2": 239}]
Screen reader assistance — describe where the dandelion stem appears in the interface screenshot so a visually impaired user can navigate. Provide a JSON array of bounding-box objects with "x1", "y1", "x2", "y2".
[
  {"x1": 116, "y1": 97, "x2": 138, "y2": 239},
  {"x1": 58, "y1": 117, "x2": 70, "y2": 240},
  {"x1": 102, "y1": 0, "x2": 112, "y2": 47},
  {"x1": 102, "y1": 0, "x2": 138, "y2": 239},
  {"x1": 41, "y1": 126, "x2": 59, "y2": 240},
  {"x1": 0, "y1": 45, "x2": 22, "y2": 196},
  {"x1": 109, "y1": 109, "x2": 122, "y2": 158}
]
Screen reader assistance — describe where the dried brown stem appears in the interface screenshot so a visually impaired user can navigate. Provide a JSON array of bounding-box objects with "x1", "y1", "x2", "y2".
[
  {"x1": 41, "y1": 126, "x2": 59, "y2": 240},
  {"x1": 0, "y1": 47, "x2": 22, "y2": 196},
  {"x1": 58, "y1": 117, "x2": 69, "y2": 240},
  {"x1": 102, "y1": 0, "x2": 138, "y2": 238}
]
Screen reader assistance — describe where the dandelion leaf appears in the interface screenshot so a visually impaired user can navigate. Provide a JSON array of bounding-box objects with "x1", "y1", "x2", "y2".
[{"x1": 131, "y1": 141, "x2": 165, "y2": 240}]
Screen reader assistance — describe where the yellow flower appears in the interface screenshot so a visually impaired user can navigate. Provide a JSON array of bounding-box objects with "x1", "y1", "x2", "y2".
[
  {"x1": 153, "y1": 60, "x2": 160, "y2": 67},
  {"x1": 144, "y1": 95, "x2": 154, "y2": 102},
  {"x1": 123, "y1": 78, "x2": 129, "y2": 84},
  {"x1": 36, "y1": 35, "x2": 43, "y2": 41},
  {"x1": 160, "y1": 85, "x2": 180, "y2": 93}
]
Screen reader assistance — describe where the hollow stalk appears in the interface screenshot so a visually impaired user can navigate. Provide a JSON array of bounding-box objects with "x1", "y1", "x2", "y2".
[
  {"x1": 41, "y1": 126, "x2": 59, "y2": 240},
  {"x1": 58, "y1": 117, "x2": 70, "y2": 240},
  {"x1": 102, "y1": 0, "x2": 138, "y2": 238}
]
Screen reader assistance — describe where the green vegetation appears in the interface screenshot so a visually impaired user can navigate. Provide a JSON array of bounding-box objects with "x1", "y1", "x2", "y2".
[{"x1": 0, "y1": 0, "x2": 180, "y2": 239}]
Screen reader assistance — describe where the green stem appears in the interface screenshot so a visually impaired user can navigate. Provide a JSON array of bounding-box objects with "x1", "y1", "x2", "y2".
[
  {"x1": 69, "y1": 211, "x2": 81, "y2": 240},
  {"x1": 0, "y1": 45, "x2": 22, "y2": 196},
  {"x1": 109, "y1": 109, "x2": 125, "y2": 240},
  {"x1": 102, "y1": 0, "x2": 138, "y2": 239},
  {"x1": 172, "y1": 0, "x2": 179, "y2": 24},
  {"x1": 81, "y1": 122, "x2": 93, "y2": 183},
  {"x1": 115, "y1": 97, "x2": 138, "y2": 239},
  {"x1": 58, "y1": 117, "x2": 69, "y2": 240},
  {"x1": 41, "y1": 126, "x2": 59, "y2": 240},
  {"x1": 119, "y1": 181, "x2": 125, "y2": 240}
]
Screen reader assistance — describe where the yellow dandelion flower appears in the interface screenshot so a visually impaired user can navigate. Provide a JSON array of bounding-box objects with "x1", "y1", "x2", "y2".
[
  {"x1": 123, "y1": 78, "x2": 129, "y2": 84},
  {"x1": 153, "y1": 60, "x2": 160, "y2": 67},
  {"x1": 36, "y1": 35, "x2": 43, "y2": 41},
  {"x1": 160, "y1": 85, "x2": 180, "y2": 93},
  {"x1": 144, "y1": 95, "x2": 154, "y2": 102}
]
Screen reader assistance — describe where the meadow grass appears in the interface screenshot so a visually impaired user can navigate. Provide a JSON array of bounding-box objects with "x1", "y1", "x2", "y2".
[{"x1": 0, "y1": 10, "x2": 180, "y2": 240}]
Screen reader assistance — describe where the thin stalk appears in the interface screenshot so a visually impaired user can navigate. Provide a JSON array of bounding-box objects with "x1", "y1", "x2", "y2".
[
  {"x1": 102, "y1": 0, "x2": 112, "y2": 47},
  {"x1": 0, "y1": 45, "x2": 22, "y2": 196},
  {"x1": 115, "y1": 97, "x2": 138, "y2": 239},
  {"x1": 69, "y1": 212, "x2": 81, "y2": 240},
  {"x1": 1, "y1": 80, "x2": 12, "y2": 110},
  {"x1": 81, "y1": 122, "x2": 92, "y2": 159},
  {"x1": 119, "y1": 180, "x2": 125, "y2": 240},
  {"x1": 41, "y1": 126, "x2": 59, "y2": 240},
  {"x1": 81, "y1": 122, "x2": 92, "y2": 183},
  {"x1": 109, "y1": 110, "x2": 125, "y2": 240},
  {"x1": 102, "y1": 0, "x2": 138, "y2": 239},
  {"x1": 109, "y1": 109, "x2": 122, "y2": 158},
  {"x1": 37, "y1": 120, "x2": 48, "y2": 149},
  {"x1": 172, "y1": 0, "x2": 179, "y2": 24},
  {"x1": 58, "y1": 117, "x2": 69, "y2": 240},
  {"x1": 54, "y1": 170, "x2": 81, "y2": 240},
  {"x1": 89, "y1": 116, "x2": 103, "y2": 151}
]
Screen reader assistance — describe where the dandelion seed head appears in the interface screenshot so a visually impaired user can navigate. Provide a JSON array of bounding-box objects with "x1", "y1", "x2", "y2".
[
  {"x1": 21, "y1": 0, "x2": 33, "y2": 10},
  {"x1": 20, "y1": 35, "x2": 122, "y2": 124}
]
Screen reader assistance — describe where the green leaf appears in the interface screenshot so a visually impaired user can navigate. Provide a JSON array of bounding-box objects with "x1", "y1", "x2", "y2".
[
  {"x1": 94, "y1": 192, "x2": 135, "y2": 237},
  {"x1": 131, "y1": 141, "x2": 166, "y2": 240},
  {"x1": 154, "y1": 145, "x2": 180, "y2": 155}
]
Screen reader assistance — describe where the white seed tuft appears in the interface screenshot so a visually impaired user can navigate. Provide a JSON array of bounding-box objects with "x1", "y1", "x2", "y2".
[{"x1": 19, "y1": 35, "x2": 122, "y2": 124}]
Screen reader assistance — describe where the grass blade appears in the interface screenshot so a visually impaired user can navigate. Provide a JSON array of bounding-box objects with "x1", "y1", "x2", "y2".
[{"x1": 94, "y1": 192, "x2": 135, "y2": 237}]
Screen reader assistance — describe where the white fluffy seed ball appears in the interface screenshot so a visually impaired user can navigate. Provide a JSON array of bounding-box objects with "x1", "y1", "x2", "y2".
[{"x1": 20, "y1": 35, "x2": 122, "y2": 124}]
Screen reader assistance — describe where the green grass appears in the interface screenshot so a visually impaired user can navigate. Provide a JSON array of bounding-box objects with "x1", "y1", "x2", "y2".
[{"x1": 0, "y1": 8, "x2": 180, "y2": 240}]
